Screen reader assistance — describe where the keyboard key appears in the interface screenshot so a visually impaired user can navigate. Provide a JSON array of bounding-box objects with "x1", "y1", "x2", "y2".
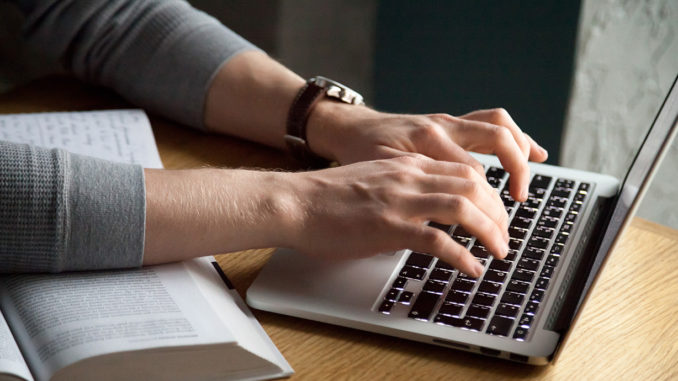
[
  {"x1": 527, "y1": 236, "x2": 549, "y2": 250},
  {"x1": 537, "y1": 216, "x2": 559, "y2": 229},
  {"x1": 434, "y1": 314, "x2": 463, "y2": 327},
  {"x1": 501, "y1": 292, "x2": 525, "y2": 306},
  {"x1": 460, "y1": 316, "x2": 485, "y2": 331},
  {"x1": 570, "y1": 201, "x2": 583, "y2": 212},
  {"x1": 511, "y1": 216, "x2": 532, "y2": 229},
  {"x1": 399, "y1": 266, "x2": 426, "y2": 280},
  {"x1": 541, "y1": 265, "x2": 555, "y2": 278},
  {"x1": 453, "y1": 236, "x2": 471, "y2": 247},
  {"x1": 518, "y1": 258, "x2": 540, "y2": 271},
  {"x1": 505, "y1": 250, "x2": 519, "y2": 261},
  {"x1": 509, "y1": 239, "x2": 523, "y2": 250},
  {"x1": 542, "y1": 207, "x2": 563, "y2": 219},
  {"x1": 532, "y1": 226, "x2": 555, "y2": 239},
  {"x1": 428, "y1": 221, "x2": 451, "y2": 233},
  {"x1": 471, "y1": 245, "x2": 489, "y2": 258},
  {"x1": 452, "y1": 226, "x2": 473, "y2": 238},
  {"x1": 408, "y1": 292, "x2": 440, "y2": 320},
  {"x1": 398, "y1": 291, "x2": 414, "y2": 304},
  {"x1": 392, "y1": 276, "x2": 408, "y2": 289},
  {"x1": 466, "y1": 304, "x2": 491, "y2": 319},
  {"x1": 530, "y1": 175, "x2": 552, "y2": 190},
  {"x1": 550, "y1": 244, "x2": 563, "y2": 255},
  {"x1": 550, "y1": 188, "x2": 571, "y2": 199},
  {"x1": 546, "y1": 254, "x2": 560, "y2": 267},
  {"x1": 523, "y1": 247, "x2": 545, "y2": 260},
  {"x1": 489, "y1": 259, "x2": 512, "y2": 272},
  {"x1": 518, "y1": 314, "x2": 534, "y2": 327},
  {"x1": 560, "y1": 222, "x2": 573, "y2": 235},
  {"x1": 513, "y1": 326, "x2": 529, "y2": 340},
  {"x1": 546, "y1": 197, "x2": 567, "y2": 209},
  {"x1": 508, "y1": 226, "x2": 527, "y2": 240},
  {"x1": 488, "y1": 315, "x2": 514, "y2": 336},
  {"x1": 445, "y1": 290, "x2": 470, "y2": 304},
  {"x1": 565, "y1": 211, "x2": 578, "y2": 224},
  {"x1": 555, "y1": 233, "x2": 569, "y2": 246},
  {"x1": 478, "y1": 280, "x2": 502, "y2": 295},
  {"x1": 535, "y1": 277, "x2": 550, "y2": 290},
  {"x1": 439, "y1": 302, "x2": 463, "y2": 317},
  {"x1": 496, "y1": 303, "x2": 520, "y2": 318},
  {"x1": 524, "y1": 301, "x2": 539, "y2": 315},
  {"x1": 385, "y1": 288, "x2": 401, "y2": 301},
  {"x1": 530, "y1": 290, "x2": 544, "y2": 302},
  {"x1": 506, "y1": 279, "x2": 530, "y2": 294},
  {"x1": 579, "y1": 182, "x2": 591, "y2": 192},
  {"x1": 429, "y1": 268, "x2": 453, "y2": 282},
  {"x1": 451, "y1": 279, "x2": 475, "y2": 292},
  {"x1": 556, "y1": 178, "x2": 575, "y2": 189},
  {"x1": 516, "y1": 207, "x2": 537, "y2": 219},
  {"x1": 435, "y1": 260, "x2": 455, "y2": 271},
  {"x1": 484, "y1": 270, "x2": 508, "y2": 283},
  {"x1": 379, "y1": 300, "x2": 394, "y2": 314},
  {"x1": 406, "y1": 252, "x2": 434, "y2": 269},
  {"x1": 423, "y1": 280, "x2": 446, "y2": 294},
  {"x1": 487, "y1": 167, "x2": 506, "y2": 179},
  {"x1": 472, "y1": 293, "x2": 496, "y2": 307},
  {"x1": 512, "y1": 269, "x2": 535, "y2": 283}
]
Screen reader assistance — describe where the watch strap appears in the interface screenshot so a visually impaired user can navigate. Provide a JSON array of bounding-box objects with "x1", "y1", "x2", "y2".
[{"x1": 285, "y1": 80, "x2": 331, "y2": 168}]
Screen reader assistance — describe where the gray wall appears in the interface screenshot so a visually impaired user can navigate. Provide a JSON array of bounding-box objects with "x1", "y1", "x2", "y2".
[{"x1": 561, "y1": 0, "x2": 678, "y2": 228}]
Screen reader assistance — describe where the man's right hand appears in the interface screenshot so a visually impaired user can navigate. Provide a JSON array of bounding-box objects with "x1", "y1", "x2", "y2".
[{"x1": 280, "y1": 156, "x2": 509, "y2": 277}]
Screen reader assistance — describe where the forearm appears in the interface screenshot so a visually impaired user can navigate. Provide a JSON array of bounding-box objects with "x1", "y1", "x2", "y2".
[
  {"x1": 204, "y1": 50, "x2": 377, "y2": 159},
  {"x1": 142, "y1": 168, "x2": 298, "y2": 265}
]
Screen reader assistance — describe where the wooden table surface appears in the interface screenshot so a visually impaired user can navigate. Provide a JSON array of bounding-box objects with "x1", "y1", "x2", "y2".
[{"x1": 2, "y1": 77, "x2": 677, "y2": 380}]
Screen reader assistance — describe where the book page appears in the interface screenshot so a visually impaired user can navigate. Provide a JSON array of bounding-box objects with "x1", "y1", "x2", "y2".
[
  {"x1": 0, "y1": 313, "x2": 32, "y2": 381},
  {"x1": 0, "y1": 261, "x2": 236, "y2": 381},
  {"x1": 0, "y1": 110, "x2": 162, "y2": 168}
]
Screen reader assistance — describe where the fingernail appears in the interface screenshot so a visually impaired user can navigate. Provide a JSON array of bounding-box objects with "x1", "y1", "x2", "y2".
[
  {"x1": 521, "y1": 188, "x2": 528, "y2": 201},
  {"x1": 473, "y1": 262, "x2": 485, "y2": 277}
]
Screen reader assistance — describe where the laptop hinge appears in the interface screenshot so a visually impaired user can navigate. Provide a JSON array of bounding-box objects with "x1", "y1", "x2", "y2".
[{"x1": 546, "y1": 194, "x2": 615, "y2": 332}]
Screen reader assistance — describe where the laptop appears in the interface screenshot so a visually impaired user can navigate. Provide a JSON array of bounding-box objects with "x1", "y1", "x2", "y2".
[{"x1": 247, "y1": 74, "x2": 678, "y2": 365}]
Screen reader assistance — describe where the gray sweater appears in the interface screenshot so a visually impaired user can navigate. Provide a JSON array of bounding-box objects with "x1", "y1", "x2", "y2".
[{"x1": 1, "y1": 0, "x2": 257, "y2": 272}]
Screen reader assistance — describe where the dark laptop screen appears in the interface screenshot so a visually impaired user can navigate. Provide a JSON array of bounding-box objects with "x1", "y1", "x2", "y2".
[{"x1": 576, "y1": 74, "x2": 678, "y2": 316}]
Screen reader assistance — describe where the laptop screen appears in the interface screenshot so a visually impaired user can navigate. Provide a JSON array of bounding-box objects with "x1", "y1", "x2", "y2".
[{"x1": 568, "y1": 74, "x2": 678, "y2": 330}]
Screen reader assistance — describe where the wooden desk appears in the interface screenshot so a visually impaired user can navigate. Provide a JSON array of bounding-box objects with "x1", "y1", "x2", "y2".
[{"x1": 2, "y1": 77, "x2": 677, "y2": 380}]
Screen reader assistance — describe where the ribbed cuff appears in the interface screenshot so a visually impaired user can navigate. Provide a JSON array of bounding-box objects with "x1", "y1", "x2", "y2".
[{"x1": 61, "y1": 153, "x2": 145, "y2": 271}]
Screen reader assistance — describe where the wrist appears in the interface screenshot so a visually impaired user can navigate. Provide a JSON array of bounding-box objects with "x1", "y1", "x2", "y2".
[{"x1": 305, "y1": 99, "x2": 376, "y2": 163}]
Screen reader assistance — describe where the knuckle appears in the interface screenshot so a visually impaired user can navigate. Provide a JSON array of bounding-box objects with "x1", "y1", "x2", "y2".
[
  {"x1": 424, "y1": 229, "x2": 448, "y2": 250},
  {"x1": 429, "y1": 113, "x2": 456, "y2": 123},
  {"x1": 492, "y1": 125, "x2": 513, "y2": 143},
  {"x1": 461, "y1": 180, "x2": 481, "y2": 200},
  {"x1": 411, "y1": 121, "x2": 442, "y2": 142},
  {"x1": 458, "y1": 163, "x2": 477, "y2": 179},
  {"x1": 445, "y1": 194, "x2": 467, "y2": 214}
]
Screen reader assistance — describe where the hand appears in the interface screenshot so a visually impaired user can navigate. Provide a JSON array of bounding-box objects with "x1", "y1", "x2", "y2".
[
  {"x1": 281, "y1": 156, "x2": 510, "y2": 277},
  {"x1": 307, "y1": 103, "x2": 548, "y2": 202}
]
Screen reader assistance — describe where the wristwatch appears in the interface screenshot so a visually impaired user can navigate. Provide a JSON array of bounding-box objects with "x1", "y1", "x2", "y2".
[{"x1": 285, "y1": 76, "x2": 364, "y2": 168}]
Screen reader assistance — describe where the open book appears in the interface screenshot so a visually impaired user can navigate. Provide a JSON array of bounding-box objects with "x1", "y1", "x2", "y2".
[{"x1": 0, "y1": 110, "x2": 293, "y2": 381}]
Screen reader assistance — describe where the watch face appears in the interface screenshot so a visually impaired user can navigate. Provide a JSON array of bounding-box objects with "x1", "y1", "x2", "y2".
[{"x1": 312, "y1": 76, "x2": 365, "y2": 105}]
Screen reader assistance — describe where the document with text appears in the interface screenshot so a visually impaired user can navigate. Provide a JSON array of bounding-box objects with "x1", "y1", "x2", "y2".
[{"x1": 0, "y1": 110, "x2": 292, "y2": 381}]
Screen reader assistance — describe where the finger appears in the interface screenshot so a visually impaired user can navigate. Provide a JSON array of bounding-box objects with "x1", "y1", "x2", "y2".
[
  {"x1": 406, "y1": 131, "x2": 487, "y2": 179},
  {"x1": 397, "y1": 222, "x2": 485, "y2": 277},
  {"x1": 411, "y1": 176, "x2": 508, "y2": 233},
  {"x1": 404, "y1": 193, "x2": 509, "y2": 259},
  {"x1": 526, "y1": 134, "x2": 548, "y2": 162},
  {"x1": 443, "y1": 120, "x2": 531, "y2": 202},
  {"x1": 460, "y1": 108, "x2": 531, "y2": 160}
]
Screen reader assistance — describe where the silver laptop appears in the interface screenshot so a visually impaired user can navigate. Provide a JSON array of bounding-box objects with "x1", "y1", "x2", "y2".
[{"x1": 247, "y1": 75, "x2": 678, "y2": 365}]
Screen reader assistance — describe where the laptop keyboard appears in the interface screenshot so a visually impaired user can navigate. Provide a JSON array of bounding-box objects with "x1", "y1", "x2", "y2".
[{"x1": 376, "y1": 166, "x2": 591, "y2": 341}]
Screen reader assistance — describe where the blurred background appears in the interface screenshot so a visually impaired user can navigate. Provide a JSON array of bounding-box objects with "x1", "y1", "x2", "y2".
[{"x1": 1, "y1": 0, "x2": 677, "y2": 228}]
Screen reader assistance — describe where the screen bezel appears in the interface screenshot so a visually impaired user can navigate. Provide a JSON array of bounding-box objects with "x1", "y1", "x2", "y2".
[{"x1": 552, "y1": 74, "x2": 678, "y2": 362}]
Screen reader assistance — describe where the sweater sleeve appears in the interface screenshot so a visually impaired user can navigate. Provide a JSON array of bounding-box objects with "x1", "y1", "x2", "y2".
[
  {"x1": 13, "y1": 0, "x2": 260, "y2": 129},
  {"x1": 0, "y1": 141, "x2": 145, "y2": 273}
]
